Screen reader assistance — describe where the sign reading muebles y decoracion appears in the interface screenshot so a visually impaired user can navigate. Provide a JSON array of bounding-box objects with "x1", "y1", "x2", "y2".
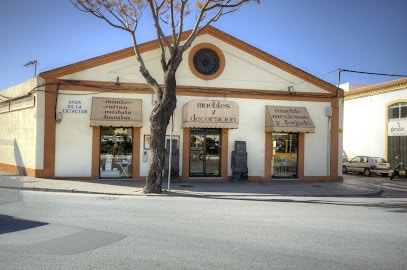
[
  {"x1": 181, "y1": 100, "x2": 239, "y2": 128},
  {"x1": 90, "y1": 97, "x2": 143, "y2": 127}
]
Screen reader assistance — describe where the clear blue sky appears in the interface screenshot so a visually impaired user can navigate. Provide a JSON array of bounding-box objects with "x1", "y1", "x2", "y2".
[{"x1": 1, "y1": 0, "x2": 406, "y2": 90}]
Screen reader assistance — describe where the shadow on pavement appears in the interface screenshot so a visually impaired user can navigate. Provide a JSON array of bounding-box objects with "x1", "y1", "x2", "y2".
[
  {"x1": 0, "y1": 214, "x2": 48, "y2": 234},
  {"x1": 198, "y1": 196, "x2": 407, "y2": 213}
]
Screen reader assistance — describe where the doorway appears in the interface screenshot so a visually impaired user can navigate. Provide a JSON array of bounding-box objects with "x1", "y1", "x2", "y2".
[
  {"x1": 387, "y1": 102, "x2": 407, "y2": 167},
  {"x1": 272, "y1": 133, "x2": 298, "y2": 178},
  {"x1": 100, "y1": 127, "x2": 133, "y2": 179},
  {"x1": 189, "y1": 128, "x2": 221, "y2": 177}
]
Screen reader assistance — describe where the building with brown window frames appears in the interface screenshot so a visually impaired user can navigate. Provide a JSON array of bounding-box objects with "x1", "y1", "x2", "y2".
[{"x1": 0, "y1": 26, "x2": 344, "y2": 182}]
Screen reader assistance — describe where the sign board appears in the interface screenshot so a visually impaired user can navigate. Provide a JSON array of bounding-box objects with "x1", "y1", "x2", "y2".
[
  {"x1": 181, "y1": 100, "x2": 239, "y2": 128},
  {"x1": 265, "y1": 105, "x2": 315, "y2": 133},
  {"x1": 90, "y1": 97, "x2": 143, "y2": 127},
  {"x1": 388, "y1": 120, "x2": 407, "y2": 136}
]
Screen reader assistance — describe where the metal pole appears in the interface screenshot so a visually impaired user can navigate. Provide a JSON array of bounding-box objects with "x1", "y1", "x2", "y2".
[
  {"x1": 337, "y1": 68, "x2": 341, "y2": 88},
  {"x1": 167, "y1": 114, "x2": 174, "y2": 192},
  {"x1": 327, "y1": 116, "x2": 331, "y2": 176},
  {"x1": 33, "y1": 60, "x2": 37, "y2": 77},
  {"x1": 24, "y1": 60, "x2": 37, "y2": 77}
]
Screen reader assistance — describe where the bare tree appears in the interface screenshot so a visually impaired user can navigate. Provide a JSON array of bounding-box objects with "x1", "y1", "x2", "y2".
[{"x1": 72, "y1": 0, "x2": 260, "y2": 193}]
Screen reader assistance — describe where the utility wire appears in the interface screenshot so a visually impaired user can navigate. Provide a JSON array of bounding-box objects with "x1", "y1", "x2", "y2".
[{"x1": 339, "y1": 68, "x2": 407, "y2": 78}]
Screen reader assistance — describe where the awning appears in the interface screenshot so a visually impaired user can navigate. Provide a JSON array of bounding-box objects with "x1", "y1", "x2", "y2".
[
  {"x1": 90, "y1": 97, "x2": 143, "y2": 127},
  {"x1": 182, "y1": 100, "x2": 239, "y2": 128},
  {"x1": 265, "y1": 105, "x2": 315, "y2": 133}
]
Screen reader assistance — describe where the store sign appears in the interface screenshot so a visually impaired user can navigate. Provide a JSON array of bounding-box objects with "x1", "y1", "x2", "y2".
[
  {"x1": 90, "y1": 97, "x2": 143, "y2": 127},
  {"x1": 265, "y1": 105, "x2": 315, "y2": 133},
  {"x1": 181, "y1": 100, "x2": 239, "y2": 128},
  {"x1": 388, "y1": 120, "x2": 407, "y2": 136}
]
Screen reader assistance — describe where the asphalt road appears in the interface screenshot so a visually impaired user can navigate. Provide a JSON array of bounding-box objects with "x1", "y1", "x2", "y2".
[
  {"x1": 1, "y1": 190, "x2": 407, "y2": 270},
  {"x1": 344, "y1": 173, "x2": 407, "y2": 197}
]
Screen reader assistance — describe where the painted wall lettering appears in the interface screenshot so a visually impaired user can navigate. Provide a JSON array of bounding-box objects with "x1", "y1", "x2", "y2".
[{"x1": 62, "y1": 100, "x2": 88, "y2": 114}]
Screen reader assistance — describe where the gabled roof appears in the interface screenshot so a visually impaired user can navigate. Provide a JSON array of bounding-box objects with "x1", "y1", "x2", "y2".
[
  {"x1": 344, "y1": 77, "x2": 407, "y2": 100},
  {"x1": 40, "y1": 26, "x2": 339, "y2": 95}
]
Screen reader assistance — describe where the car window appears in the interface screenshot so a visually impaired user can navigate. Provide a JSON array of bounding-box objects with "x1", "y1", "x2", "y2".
[
  {"x1": 372, "y1": 157, "x2": 387, "y2": 163},
  {"x1": 351, "y1": 157, "x2": 360, "y2": 163}
]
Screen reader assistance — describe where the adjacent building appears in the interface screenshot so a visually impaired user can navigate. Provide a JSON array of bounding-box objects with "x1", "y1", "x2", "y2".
[
  {"x1": 343, "y1": 78, "x2": 407, "y2": 166},
  {"x1": 0, "y1": 26, "x2": 344, "y2": 182}
]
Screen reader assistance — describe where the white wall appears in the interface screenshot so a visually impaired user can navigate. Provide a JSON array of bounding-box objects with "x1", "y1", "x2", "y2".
[
  {"x1": 182, "y1": 97, "x2": 332, "y2": 177},
  {"x1": 0, "y1": 82, "x2": 333, "y2": 178},
  {"x1": 60, "y1": 34, "x2": 330, "y2": 95},
  {"x1": 52, "y1": 32, "x2": 337, "y2": 178},
  {"x1": 0, "y1": 78, "x2": 45, "y2": 171},
  {"x1": 343, "y1": 89, "x2": 407, "y2": 159},
  {"x1": 54, "y1": 91, "x2": 94, "y2": 177}
]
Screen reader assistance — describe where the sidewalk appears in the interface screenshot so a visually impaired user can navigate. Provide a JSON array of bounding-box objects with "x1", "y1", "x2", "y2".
[{"x1": 0, "y1": 172, "x2": 383, "y2": 198}]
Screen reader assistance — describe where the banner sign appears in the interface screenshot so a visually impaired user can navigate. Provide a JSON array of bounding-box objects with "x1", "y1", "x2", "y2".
[{"x1": 388, "y1": 120, "x2": 407, "y2": 136}]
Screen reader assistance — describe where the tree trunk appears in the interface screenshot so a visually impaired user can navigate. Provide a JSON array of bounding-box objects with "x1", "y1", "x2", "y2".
[{"x1": 143, "y1": 69, "x2": 177, "y2": 193}]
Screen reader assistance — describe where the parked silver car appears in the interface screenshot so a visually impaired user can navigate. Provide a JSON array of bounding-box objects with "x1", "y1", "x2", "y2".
[{"x1": 342, "y1": 156, "x2": 391, "y2": 177}]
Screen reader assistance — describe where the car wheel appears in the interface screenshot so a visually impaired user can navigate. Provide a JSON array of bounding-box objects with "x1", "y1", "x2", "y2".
[
  {"x1": 342, "y1": 166, "x2": 348, "y2": 174},
  {"x1": 364, "y1": 168, "x2": 371, "y2": 177},
  {"x1": 381, "y1": 173, "x2": 389, "y2": 177}
]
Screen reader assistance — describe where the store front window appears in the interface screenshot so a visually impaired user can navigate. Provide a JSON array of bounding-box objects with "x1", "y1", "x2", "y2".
[
  {"x1": 189, "y1": 128, "x2": 221, "y2": 177},
  {"x1": 100, "y1": 127, "x2": 133, "y2": 179},
  {"x1": 272, "y1": 133, "x2": 298, "y2": 178}
]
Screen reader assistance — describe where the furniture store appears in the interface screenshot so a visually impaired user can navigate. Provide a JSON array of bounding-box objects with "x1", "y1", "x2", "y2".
[{"x1": 0, "y1": 26, "x2": 344, "y2": 182}]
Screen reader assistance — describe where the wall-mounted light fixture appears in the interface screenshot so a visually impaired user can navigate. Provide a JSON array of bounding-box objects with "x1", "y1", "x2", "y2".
[{"x1": 288, "y1": 86, "x2": 296, "y2": 95}]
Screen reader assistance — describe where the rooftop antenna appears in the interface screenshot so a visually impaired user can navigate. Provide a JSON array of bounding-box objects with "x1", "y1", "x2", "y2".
[{"x1": 24, "y1": 60, "x2": 37, "y2": 77}]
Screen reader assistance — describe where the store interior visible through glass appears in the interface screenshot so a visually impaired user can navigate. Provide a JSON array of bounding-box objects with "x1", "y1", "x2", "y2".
[{"x1": 100, "y1": 127, "x2": 133, "y2": 179}]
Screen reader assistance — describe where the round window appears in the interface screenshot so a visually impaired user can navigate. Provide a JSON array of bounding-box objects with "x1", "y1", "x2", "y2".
[{"x1": 192, "y1": 49, "x2": 220, "y2": 76}]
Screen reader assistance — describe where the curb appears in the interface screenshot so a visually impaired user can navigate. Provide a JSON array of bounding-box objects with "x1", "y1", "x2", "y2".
[
  {"x1": 1, "y1": 185, "x2": 383, "y2": 198},
  {"x1": 1, "y1": 181, "x2": 385, "y2": 198}
]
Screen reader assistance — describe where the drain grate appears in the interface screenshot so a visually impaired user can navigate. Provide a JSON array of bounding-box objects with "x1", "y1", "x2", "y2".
[{"x1": 101, "y1": 197, "x2": 119, "y2": 200}]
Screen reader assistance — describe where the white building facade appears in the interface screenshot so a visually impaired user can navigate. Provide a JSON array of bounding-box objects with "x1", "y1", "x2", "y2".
[
  {"x1": 343, "y1": 78, "x2": 407, "y2": 166},
  {"x1": 0, "y1": 27, "x2": 344, "y2": 182}
]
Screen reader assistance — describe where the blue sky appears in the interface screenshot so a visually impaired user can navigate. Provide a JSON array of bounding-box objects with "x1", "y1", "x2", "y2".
[{"x1": 1, "y1": 0, "x2": 406, "y2": 90}]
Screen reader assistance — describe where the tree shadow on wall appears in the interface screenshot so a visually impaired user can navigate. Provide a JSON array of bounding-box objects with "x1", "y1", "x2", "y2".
[{"x1": 14, "y1": 139, "x2": 26, "y2": 176}]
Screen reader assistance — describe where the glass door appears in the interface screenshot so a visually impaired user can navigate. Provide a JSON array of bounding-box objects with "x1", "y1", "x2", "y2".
[
  {"x1": 100, "y1": 127, "x2": 133, "y2": 179},
  {"x1": 189, "y1": 129, "x2": 221, "y2": 177},
  {"x1": 272, "y1": 133, "x2": 298, "y2": 178}
]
